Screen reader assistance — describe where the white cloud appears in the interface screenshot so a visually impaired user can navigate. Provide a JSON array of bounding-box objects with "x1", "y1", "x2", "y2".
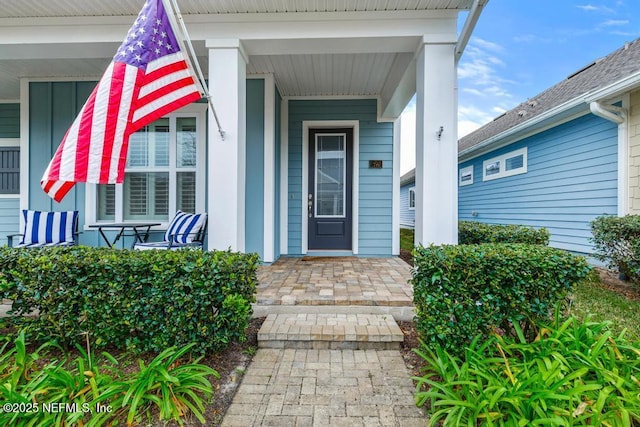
[
  {"x1": 472, "y1": 38, "x2": 504, "y2": 53},
  {"x1": 576, "y1": 4, "x2": 615, "y2": 13},
  {"x1": 458, "y1": 120, "x2": 483, "y2": 138},
  {"x1": 462, "y1": 88, "x2": 484, "y2": 97},
  {"x1": 576, "y1": 4, "x2": 599, "y2": 12},
  {"x1": 513, "y1": 34, "x2": 554, "y2": 44},
  {"x1": 455, "y1": 35, "x2": 521, "y2": 142},
  {"x1": 491, "y1": 106, "x2": 507, "y2": 115},
  {"x1": 458, "y1": 104, "x2": 497, "y2": 133},
  {"x1": 609, "y1": 30, "x2": 640, "y2": 36},
  {"x1": 601, "y1": 19, "x2": 629, "y2": 26}
]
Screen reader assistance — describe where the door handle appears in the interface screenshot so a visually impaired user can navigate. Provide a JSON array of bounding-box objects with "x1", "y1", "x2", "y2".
[{"x1": 308, "y1": 194, "x2": 313, "y2": 218}]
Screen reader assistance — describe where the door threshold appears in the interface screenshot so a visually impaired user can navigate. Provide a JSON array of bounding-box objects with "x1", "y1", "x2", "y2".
[{"x1": 304, "y1": 250, "x2": 354, "y2": 257}]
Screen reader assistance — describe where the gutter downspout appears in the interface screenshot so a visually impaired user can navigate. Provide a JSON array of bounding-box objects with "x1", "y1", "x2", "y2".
[
  {"x1": 589, "y1": 100, "x2": 629, "y2": 217},
  {"x1": 455, "y1": 0, "x2": 488, "y2": 64},
  {"x1": 589, "y1": 101, "x2": 625, "y2": 124}
]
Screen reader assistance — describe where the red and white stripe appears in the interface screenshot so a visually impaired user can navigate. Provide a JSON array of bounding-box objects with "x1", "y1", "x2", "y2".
[{"x1": 41, "y1": 51, "x2": 201, "y2": 202}]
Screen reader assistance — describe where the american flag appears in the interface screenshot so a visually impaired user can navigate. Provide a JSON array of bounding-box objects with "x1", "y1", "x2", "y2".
[{"x1": 41, "y1": 0, "x2": 202, "y2": 202}]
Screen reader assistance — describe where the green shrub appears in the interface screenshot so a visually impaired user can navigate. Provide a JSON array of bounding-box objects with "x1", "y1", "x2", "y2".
[
  {"x1": 459, "y1": 220, "x2": 550, "y2": 245},
  {"x1": 411, "y1": 244, "x2": 591, "y2": 355},
  {"x1": 590, "y1": 214, "x2": 640, "y2": 284},
  {"x1": 0, "y1": 247, "x2": 259, "y2": 354},
  {"x1": 414, "y1": 314, "x2": 640, "y2": 426},
  {"x1": 0, "y1": 333, "x2": 218, "y2": 426}
]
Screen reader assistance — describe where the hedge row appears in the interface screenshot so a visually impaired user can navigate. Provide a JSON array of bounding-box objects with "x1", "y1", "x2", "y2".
[
  {"x1": 411, "y1": 243, "x2": 591, "y2": 355},
  {"x1": 0, "y1": 247, "x2": 259, "y2": 354},
  {"x1": 458, "y1": 220, "x2": 549, "y2": 245},
  {"x1": 591, "y1": 214, "x2": 640, "y2": 284}
]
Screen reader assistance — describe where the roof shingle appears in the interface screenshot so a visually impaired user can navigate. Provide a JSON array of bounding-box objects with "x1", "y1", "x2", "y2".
[{"x1": 459, "y1": 38, "x2": 640, "y2": 154}]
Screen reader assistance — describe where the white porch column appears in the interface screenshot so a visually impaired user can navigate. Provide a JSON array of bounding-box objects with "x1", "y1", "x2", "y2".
[
  {"x1": 414, "y1": 42, "x2": 458, "y2": 246},
  {"x1": 207, "y1": 39, "x2": 247, "y2": 252}
]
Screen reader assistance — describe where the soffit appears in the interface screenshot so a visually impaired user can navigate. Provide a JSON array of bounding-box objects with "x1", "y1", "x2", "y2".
[
  {"x1": 247, "y1": 52, "x2": 410, "y2": 97},
  {"x1": 0, "y1": 0, "x2": 475, "y2": 18}
]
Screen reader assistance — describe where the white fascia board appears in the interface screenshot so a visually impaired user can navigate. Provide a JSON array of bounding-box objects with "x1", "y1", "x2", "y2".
[{"x1": 1, "y1": 10, "x2": 457, "y2": 48}]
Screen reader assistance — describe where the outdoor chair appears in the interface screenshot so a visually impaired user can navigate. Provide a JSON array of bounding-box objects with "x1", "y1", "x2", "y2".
[
  {"x1": 7, "y1": 209, "x2": 79, "y2": 248},
  {"x1": 133, "y1": 211, "x2": 207, "y2": 250}
]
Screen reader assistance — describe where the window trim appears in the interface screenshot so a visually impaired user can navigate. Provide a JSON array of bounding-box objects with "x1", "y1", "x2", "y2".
[
  {"x1": 408, "y1": 187, "x2": 415, "y2": 210},
  {"x1": 314, "y1": 132, "x2": 347, "y2": 219},
  {"x1": 459, "y1": 165, "x2": 474, "y2": 186},
  {"x1": 482, "y1": 147, "x2": 528, "y2": 181},
  {"x1": 85, "y1": 104, "x2": 206, "y2": 229}
]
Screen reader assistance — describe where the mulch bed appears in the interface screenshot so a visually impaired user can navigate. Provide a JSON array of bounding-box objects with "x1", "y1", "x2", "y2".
[
  {"x1": 193, "y1": 316, "x2": 264, "y2": 426},
  {"x1": 594, "y1": 267, "x2": 640, "y2": 302},
  {"x1": 399, "y1": 249, "x2": 413, "y2": 266}
]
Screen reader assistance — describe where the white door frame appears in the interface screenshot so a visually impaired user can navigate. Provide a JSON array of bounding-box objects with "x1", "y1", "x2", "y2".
[{"x1": 301, "y1": 120, "x2": 359, "y2": 254}]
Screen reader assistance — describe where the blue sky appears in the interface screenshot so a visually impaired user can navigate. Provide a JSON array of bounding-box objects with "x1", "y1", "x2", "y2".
[{"x1": 400, "y1": 0, "x2": 640, "y2": 174}]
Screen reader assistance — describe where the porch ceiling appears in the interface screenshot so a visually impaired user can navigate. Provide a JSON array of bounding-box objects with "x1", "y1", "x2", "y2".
[
  {"x1": 0, "y1": 1, "x2": 473, "y2": 116},
  {"x1": 1, "y1": 0, "x2": 475, "y2": 18},
  {"x1": 248, "y1": 52, "x2": 413, "y2": 97}
]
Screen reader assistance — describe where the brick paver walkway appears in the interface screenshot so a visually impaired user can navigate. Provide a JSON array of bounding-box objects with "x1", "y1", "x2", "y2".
[
  {"x1": 256, "y1": 257, "x2": 413, "y2": 306},
  {"x1": 222, "y1": 256, "x2": 425, "y2": 426},
  {"x1": 221, "y1": 348, "x2": 424, "y2": 427}
]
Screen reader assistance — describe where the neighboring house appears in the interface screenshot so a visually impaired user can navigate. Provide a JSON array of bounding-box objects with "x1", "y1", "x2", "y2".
[
  {"x1": 0, "y1": 1, "x2": 486, "y2": 260},
  {"x1": 400, "y1": 169, "x2": 416, "y2": 229},
  {"x1": 459, "y1": 38, "x2": 640, "y2": 255},
  {"x1": 401, "y1": 39, "x2": 640, "y2": 255}
]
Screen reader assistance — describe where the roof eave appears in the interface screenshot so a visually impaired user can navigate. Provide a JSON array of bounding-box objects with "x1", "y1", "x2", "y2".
[
  {"x1": 459, "y1": 69, "x2": 640, "y2": 161},
  {"x1": 458, "y1": 98, "x2": 585, "y2": 160}
]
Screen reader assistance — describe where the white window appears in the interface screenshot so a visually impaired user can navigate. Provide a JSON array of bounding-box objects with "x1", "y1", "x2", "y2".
[
  {"x1": 482, "y1": 147, "x2": 527, "y2": 181},
  {"x1": 459, "y1": 165, "x2": 474, "y2": 186},
  {"x1": 408, "y1": 187, "x2": 415, "y2": 210},
  {"x1": 88, "y1": 104, "x2": 206, "y2": 225}
]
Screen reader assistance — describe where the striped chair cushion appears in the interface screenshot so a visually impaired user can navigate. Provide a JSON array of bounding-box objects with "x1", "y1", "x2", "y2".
[
  {"x1": 20, "y1": 210, "x2": 78, "y2": 246},
  {"x1": 164, "y1": 211, "x2": 207, "y2": 244}
]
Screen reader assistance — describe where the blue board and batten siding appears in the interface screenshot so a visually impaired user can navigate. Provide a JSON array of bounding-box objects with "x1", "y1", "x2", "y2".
[
  {"x1": 245, "y1": 78, "x2": 282, "y2": 261},
  {"x1": 29, "y1": 82, "x2": 91, "y2": 243},
  {"x1": 0, "y1": 198, "x2": 20, "y2": 246},
  {"x1": 287, "y1": 99, "x2": 394, "y2": 256},
  {"x1": 0, "y1": 104, "x2": 20, "y2": 138},
  {"x1": 459, "y1": 113, "x2": 618, "y2": 254},
  {"x1": 0, "y1": 103, "x2": 20, "y2": 245},
  {"x1": 245, "y1": 79, "x2": 265, "y2": 257},
  {"x1": 399, "y1": 183, "x2": 415, "y2": 228}
]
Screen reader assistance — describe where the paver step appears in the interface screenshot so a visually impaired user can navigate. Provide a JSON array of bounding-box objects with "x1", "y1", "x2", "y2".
[{"x1": 257, "y1": 313, "x2": 404, "y2": 350}]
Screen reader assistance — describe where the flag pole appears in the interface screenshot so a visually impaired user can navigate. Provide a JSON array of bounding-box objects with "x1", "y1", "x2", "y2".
[{"x1": 165, "y1": 0, "x2": 225, "y2": 140}]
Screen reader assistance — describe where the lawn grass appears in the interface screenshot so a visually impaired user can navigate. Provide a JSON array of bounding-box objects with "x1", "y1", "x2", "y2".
[
  {"x1": 570, "y1": 274, "x2": 640, "y2": 339},
  {"x1": 400, "y1": 227, "x2": 414, "y2": 252}
]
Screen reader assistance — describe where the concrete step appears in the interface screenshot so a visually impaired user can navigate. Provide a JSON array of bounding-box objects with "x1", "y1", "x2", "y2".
[{"x1": 257, "y1": 313, "x2": 404, "y2": 350}]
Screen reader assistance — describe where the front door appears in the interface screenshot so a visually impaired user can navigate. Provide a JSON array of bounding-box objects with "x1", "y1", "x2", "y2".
[{"x1": 308, "y1": 128, "x2": 353, "y2": 250}]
